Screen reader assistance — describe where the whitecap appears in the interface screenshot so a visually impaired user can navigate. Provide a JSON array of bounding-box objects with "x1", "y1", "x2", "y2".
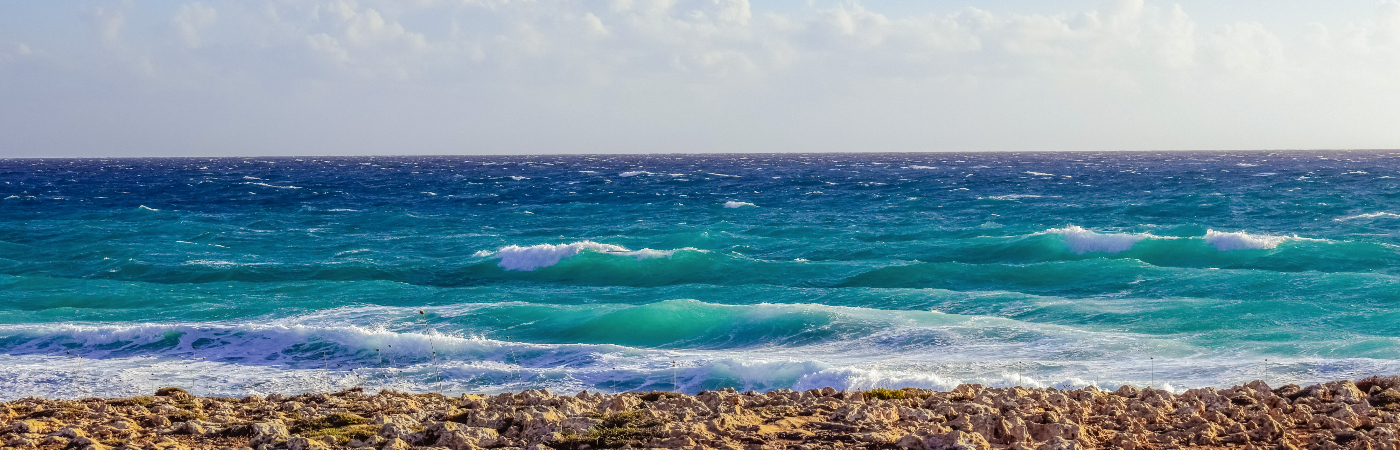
[
  {"x1": 247, "y1": 182, "x2": 302, "y2": 189},
  {"x1": 490, "y1": 241, "x2": 701, "y2": 271},
  {"x1": 619, "y1": 171, "x2": 650, "y2": 177},
  {"x1": 1046, "y1": 225, "x2": 1149, "y2": 254},
  {"x1": 1335, "y1": 212, "x2": 1400, "y2": 221},
  {"x1": 1025, "y1": 171, "x2": 1055, "y2": 177},
  {"x1": 1203, "y1": 230, "x2": 1288, "y2": 251},
  {"x1": 983, "y1": 194, "x2": 1045, "y2": 201},
  {"x1": 724, "y1": 201, "x2": 757, "y2": 208},
  {"x1": 137, "y1": 205, "x2": 160, "y2": 211},
  {"x1": 906, "y1": 165, "x2": 937, "y2": 170}
]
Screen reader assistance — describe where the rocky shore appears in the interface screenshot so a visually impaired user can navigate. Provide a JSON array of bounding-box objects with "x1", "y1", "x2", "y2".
[{"x1": 4, "y1": 377, "x2": 1400, "y2": 450}]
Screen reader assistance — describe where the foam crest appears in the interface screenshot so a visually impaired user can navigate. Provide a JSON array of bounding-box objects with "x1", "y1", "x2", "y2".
[
  {"x1": 492, "y1": 241, "x2": 629, "y2": 271},
  {"x1": 1047, "y1": 225, "x2": 1149, "y2": 254},
  {"x1": 1204, "y1": 230, "x2": 1288, "y2": 251},
  {"x1": 724, "y1": 201, "x2": 756, "y2": 208},
  {"x1": 1336, "y1": 212, "x2": 1400, "y2": 221},
  {"x1": 487, "y1": 241, "x2": 702, "y2": 271},
  {"x1": 618, "y1": 171, "x2": 651, "y2": 177}
]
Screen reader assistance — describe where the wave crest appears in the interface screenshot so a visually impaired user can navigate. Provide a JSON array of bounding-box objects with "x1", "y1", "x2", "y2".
[
  {"x1": 487, "y1": 241, "x2": 701, "y2": 271},
  {"x1": 1203, "y1": 230, "x2": 1288, "y2": 251},
  {"x1": 1047, "y1": 226, "x2": 1149, "y2": 254}
]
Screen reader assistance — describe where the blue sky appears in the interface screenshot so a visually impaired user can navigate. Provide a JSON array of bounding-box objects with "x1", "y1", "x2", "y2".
[{"x1": 1, "y1": 0, "x2": 1398, "y2": 157}]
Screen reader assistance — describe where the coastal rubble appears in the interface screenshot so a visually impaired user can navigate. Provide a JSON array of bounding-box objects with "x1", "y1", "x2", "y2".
[{"x1": 3, "y1": 377, "x2": 1400, "y2": 450}]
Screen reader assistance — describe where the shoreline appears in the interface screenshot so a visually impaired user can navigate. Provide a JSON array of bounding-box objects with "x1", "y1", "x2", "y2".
[{"x1": 4, "y1": 378, "x2": 1398, "y2": 450}]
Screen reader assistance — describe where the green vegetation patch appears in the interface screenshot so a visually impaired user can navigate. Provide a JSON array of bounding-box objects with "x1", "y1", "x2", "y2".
[
  {"x1": 108, "y1": 396, "x2": 156, "y2": 407},
  {"x1": 155, "y1": 387, "x2": 190, "y2": 397},
  {"x1": 865, "y1": 388, "x2": 906, "y2": 400},
  {"x1": 303, "y1": 424, "x2": 379, "y2": 444},
  {"x1": 556, "y1": 410, "x2": 668, "y2": 449},
  {"x1": 167, "y1": 409, "x2": 206, "y2": 422}
]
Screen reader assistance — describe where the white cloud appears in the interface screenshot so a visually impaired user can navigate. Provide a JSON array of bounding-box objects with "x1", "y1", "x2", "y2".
[
  {"x1": 2, "y1": 0, "x2": 1400, "y2": 156},
  {"x1": 173, "y1": 3, "x2": 218, "y2": 48}
]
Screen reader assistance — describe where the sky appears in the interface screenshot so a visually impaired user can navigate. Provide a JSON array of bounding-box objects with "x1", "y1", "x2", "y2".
[{"x1": 1, "y1": 0, "x2": 1399, "y2": 157}]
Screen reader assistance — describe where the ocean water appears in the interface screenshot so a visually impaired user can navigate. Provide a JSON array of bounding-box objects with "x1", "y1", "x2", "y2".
[{"x1": 3, "y1": 152, "x2": 1400, "y2": 400}]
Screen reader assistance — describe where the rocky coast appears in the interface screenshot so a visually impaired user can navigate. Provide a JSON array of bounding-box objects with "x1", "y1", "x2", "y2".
[{"x1": 4, "y1": 378, "x2": 1400, "y2": 450}]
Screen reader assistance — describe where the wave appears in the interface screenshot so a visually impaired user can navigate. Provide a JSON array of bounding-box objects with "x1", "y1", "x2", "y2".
[
  {"x1": 1203, "y1": 230, "x2": 1290, "y2": 250},
  {"x1": 1044, "y1": 225, "x2": 1152, "y2": 254},
  {"x1": 1030, "y1": 226, "x2": 1330, "y2": 256},
  {"x1": 4, "y1": 303, "x2": 1398, "y2": 399},
  {"x1": 618, "y1": 171, "x2": 651, "y2": 177},
  {"x1": 1337, "y1": 212, "x2": 1400, "y2": 221},
  {"x1": 723, "y1": 201, "x2": 756, "y2": 208},
  {"x1": 480, "y1": 241, "x2": 703, "y2": 271},
  {"x1": 982, "y1": 194, "x2": 1047, "y2": 201}
]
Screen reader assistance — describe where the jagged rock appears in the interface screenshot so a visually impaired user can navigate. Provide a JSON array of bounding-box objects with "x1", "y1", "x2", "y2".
[
  {"x1": 286, "y1": 436, "x2": 331, "y2": 450},
  {"x1": 248, "y1": 422, "x2": 289, "y2": 447},
  {"x1": 380, "y1": 438, "x2": 411, "y2": 450},
  {"x1": 920, "y1": 429, "x2": 991, "y2": 450}
]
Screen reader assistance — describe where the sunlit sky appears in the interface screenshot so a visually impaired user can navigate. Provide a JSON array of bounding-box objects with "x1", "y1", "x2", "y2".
[{"x1": 2, "y1": 0, "x2": 1398, "y2": 157}]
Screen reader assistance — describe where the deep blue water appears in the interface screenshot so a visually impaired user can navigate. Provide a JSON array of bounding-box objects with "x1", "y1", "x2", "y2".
[{"x1": 3, "y1": 151, "x2": 1400, "y2": 399}]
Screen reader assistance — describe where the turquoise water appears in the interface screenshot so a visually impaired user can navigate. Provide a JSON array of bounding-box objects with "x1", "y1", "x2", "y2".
[{"x1": 3, "y1": 152, "x2": 1400, "y2": 399}]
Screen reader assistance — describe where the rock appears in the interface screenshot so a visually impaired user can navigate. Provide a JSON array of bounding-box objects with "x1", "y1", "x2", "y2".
[
  {"x1": 248, "y1": 422, "x2": 290, "y2": 447},
  {"x1": 10, "y1": 419, "x2": 51, "y2": 434},
  {"x1": 378, "y1": 422, "x2": 417, "y2": 442},
  {"x1": 381, "y1": 438, "x2": 412, "y2": 450},
  {"x1": 1325, "y1": 381, "x2": 1368, "y2": 404},
  {"x1": 436, "y1": 425, "x2": 500, "y2": 449},
  {"x1": 607, "y1": 395, "x2": 640, "y2": 412},
  {"x1": 922, "y1": 430, "x2": 992, "y2": 450},
  {"x1": 1037, "y1": 436, "x2": 1080, "y2": 450},
  {"x1": 286, "y1": 436, "x2": 330, "y2": 450}
]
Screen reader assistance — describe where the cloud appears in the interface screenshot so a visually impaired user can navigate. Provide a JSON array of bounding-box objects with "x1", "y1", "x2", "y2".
[
  {"x1": 173, "y1": 3, "x2": 218, "y2": 49},
  {"x1": 2, "y1": 0, "x2": 1399, "y2": 156}
]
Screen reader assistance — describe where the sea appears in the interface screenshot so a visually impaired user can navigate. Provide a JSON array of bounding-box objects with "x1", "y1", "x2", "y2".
[{"x1": 3, "y1": 151, "x2": 1400, "y2": 400}]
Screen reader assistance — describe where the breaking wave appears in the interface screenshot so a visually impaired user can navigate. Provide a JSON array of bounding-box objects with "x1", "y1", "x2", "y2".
[{"x1": 481, "y1": 241, "x2": 703, "y2": 271}]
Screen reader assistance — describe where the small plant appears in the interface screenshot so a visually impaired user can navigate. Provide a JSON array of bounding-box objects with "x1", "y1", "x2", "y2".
[
  {"x1": 556, "y1": 410, "x2": 668, "y2": 449},
  {"x1": 155, "y1": 387, "x2": 190, "y2": 397},
  {"x1": 167, "y1": 409, "x2": 206, "y2": 423},
  {"x1": 865, "y1": 388, "x2": 906, "y2": 400},
  {"x1": 114, "y1": 395, "x2": 156, "y2": 406},
  {"x1": 304, "y1": 424, "x2": 378, "y2": 444}
]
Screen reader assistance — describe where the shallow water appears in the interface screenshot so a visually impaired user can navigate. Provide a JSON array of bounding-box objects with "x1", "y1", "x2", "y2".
[{"x1": 3, "y1": 152, "x2": 1400, "y2": 399}]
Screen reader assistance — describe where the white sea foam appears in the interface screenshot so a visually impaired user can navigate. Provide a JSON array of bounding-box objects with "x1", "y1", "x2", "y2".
[
  {"x1": 983, "y1": 194, "x2": 1045, "y2": 201},
  {"x1": 247, "y1": 182, "x2": 302, "y2": 189},
  {"x1": 137, "y1": 205, "x2": 160, "y2": 211},
  {"x1": 723, "y1": 201, "x2": 757, "y2": 208},
  {"x1": 618, "y1": 171, "x2": 650, "y2": 177},
  {"x1": 1046, "y1": 226, "x2": 1149, "y2": 254},
  {"x1": 1, "y1": 303, "x2": 1396, "y2": 399},
  {"x1": 491, "y1": 241, "x2": 700, "y2": 271},
  {"x1": 1336, "y1": 212, "x2": 1400, "y2": 221},
  {"x1": 906, "y1": 165, "x2": 937, "y2": 169},
  {"x1": 1203, "y1": 230, "x2": 1289, "y2": 251},
  {"x1": 1025, "y1": 171, "x2": 1055, "y2": 177}
]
